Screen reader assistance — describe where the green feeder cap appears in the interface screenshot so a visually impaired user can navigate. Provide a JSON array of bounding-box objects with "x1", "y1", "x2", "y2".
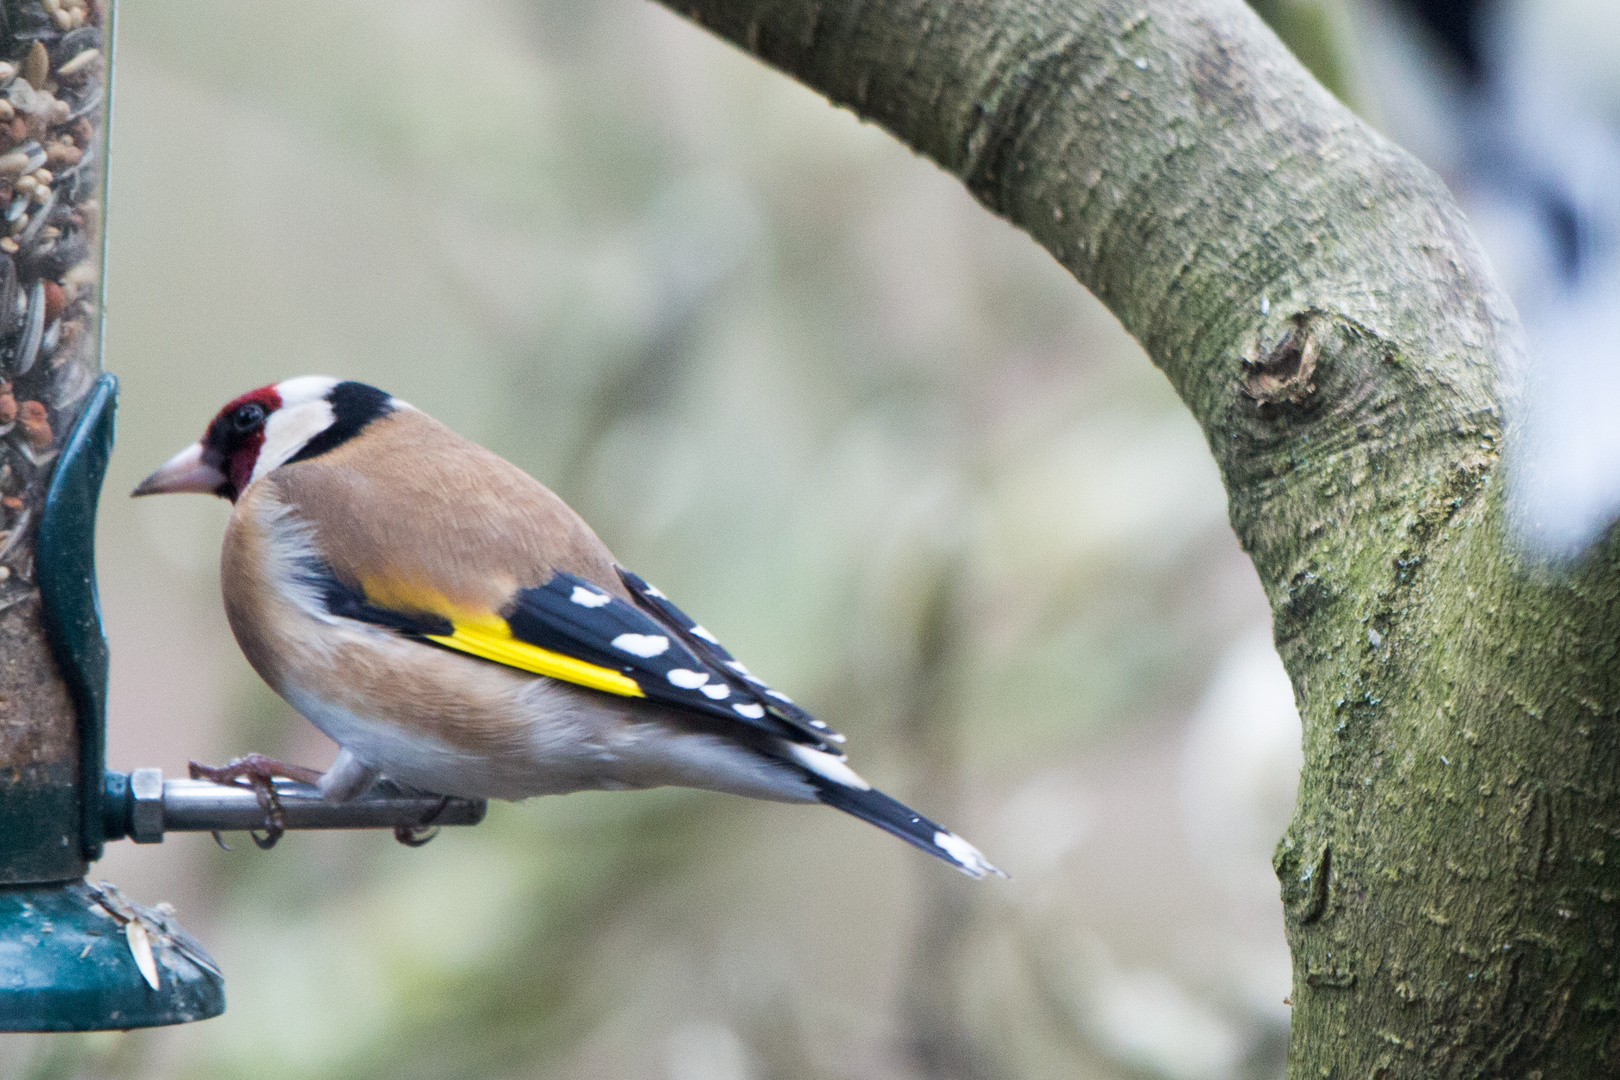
[{"x1": 0, "y1": 880, "x2": 223, "y2": 1031}]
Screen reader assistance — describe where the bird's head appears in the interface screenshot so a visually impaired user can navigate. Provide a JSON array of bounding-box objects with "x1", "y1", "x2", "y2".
[{"x1": 133, "y1": 376, "x2": 396, "y2": 502}]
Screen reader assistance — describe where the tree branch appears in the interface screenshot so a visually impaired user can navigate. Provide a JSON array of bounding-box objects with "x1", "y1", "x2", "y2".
[{"x1": 652, "y1": 0, "x2": 1620, "y2": 1076}]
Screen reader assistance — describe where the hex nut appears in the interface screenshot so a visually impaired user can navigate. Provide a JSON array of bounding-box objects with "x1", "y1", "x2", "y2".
[{"x1": 130, "y1": 767, "x2": 164, "y2": 843}]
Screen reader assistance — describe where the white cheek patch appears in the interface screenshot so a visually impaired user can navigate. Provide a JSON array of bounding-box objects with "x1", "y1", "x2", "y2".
[{"x1": 252, "y1": 398, "x2": 337, "y2": 483}]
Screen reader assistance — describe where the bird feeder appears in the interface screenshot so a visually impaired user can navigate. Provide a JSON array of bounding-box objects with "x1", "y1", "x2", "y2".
[{"x1": 0, "y1": 2, "x2": 485, "y2": 1032}]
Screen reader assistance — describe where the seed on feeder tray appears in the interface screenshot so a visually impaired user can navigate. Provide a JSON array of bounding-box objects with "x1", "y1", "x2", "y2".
[
  {"x1": 0, "y1": 381, "x2": 13, "y2": 424},
  {"x1": 125, "y1": 922, "x2": 160, "y2": 990},
  {"x1": 32, "y1": 168, "x2": 50, "y2": 186},
  {"x1": 0, "y1": 566, "x2": 10, "y2": 582},
  {"x1": 18, "y1": 400, "x2": 50, "y2": 450},
  {"x1": 23, "y1": 44, "x2": 47, "y2": 91},
  {"x1": 0, "y1": 151, "x2": 32, "y2": 178},
  {"x1": 0, "y1": 63, "x2": 16, "y2": 83},
  {"x1": 45, "y1": 141, "x2": 78, "y2": 168},
  {"x1": 1, "y1": 497, "x2": 19, "y2": 511}
]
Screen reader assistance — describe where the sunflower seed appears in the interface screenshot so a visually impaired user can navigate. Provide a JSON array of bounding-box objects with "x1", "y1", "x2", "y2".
[
  {"x1": 18, "y1": 186, "x2": 52, "y2": 246},
  {"x1": 13, "y1": 280, "x2": 43, "y2": 374},
  {"x1": 125, "y1": 921, "x2": 160, "y2": 990}
]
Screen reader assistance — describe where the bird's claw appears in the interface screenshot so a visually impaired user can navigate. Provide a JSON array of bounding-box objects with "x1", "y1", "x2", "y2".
[
  {"x1": 393, "y1": 824, "x2": 439, "y2": 847},
  {"x1": 393, "y1": 795, "x2": 451, "y2": 848},
  {"x1": 188, "y1": 753, "x2": 322, "y2": 850}
]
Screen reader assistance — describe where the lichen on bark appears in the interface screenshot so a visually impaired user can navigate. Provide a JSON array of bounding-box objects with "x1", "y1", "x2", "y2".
[{"x1": 656, "y1": 0, "x2": 1620, "y2": 1075}]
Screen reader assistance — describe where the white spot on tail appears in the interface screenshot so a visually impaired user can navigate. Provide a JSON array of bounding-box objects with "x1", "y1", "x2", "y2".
[
  {"x1": 667, "y1": 668, "x2": 708, "y2": 689},
  {"x1": 933, "y1": 831, "x2": 1004, "y2": 879},
  {"x1": 700, "y1": 683, "x2": 731, "y2": 700},
  {"x1": 571, "y1": 586, "x2": 611, "y2": 608},
  {"x1": 690, "y1": 624, "x2": 719, "y2": 643},
  {"x1": 643, "y1": 583, "x2": 666, "y2": 598},
  {"x1": 785, "y1": 742, "x2": 870, "y2": 790},
  {"x1": 611, "y1": 633, "x2": 669, "y2": 658}
]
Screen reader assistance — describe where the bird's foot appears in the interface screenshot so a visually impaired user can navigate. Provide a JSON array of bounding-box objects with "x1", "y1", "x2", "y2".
[
  {"x1": 393, "y1": 795, "x2": 452, "y2": 848},
  {"x1": 188, "y1": 753, "x2": 323, "y2": 850}
]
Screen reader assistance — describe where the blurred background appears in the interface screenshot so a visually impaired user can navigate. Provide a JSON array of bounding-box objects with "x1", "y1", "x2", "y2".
[{"x1": 1, "y1": 0, "x2": 1611, "y2": 1076}]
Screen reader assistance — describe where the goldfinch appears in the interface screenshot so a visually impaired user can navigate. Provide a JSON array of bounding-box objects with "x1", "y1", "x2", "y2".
[{"x1": 133, "y1": 377, "x2": 1004, "y2": 878}]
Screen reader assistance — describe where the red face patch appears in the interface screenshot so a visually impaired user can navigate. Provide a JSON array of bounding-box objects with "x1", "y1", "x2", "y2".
[{"x1": 204, "y1": 384, "x2": 283, "y2": 501}]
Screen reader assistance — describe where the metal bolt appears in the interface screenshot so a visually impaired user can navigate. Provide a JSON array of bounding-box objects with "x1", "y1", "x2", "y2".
[{"x1": 129, "y1": 768, "x2": 163, "y2": 844}]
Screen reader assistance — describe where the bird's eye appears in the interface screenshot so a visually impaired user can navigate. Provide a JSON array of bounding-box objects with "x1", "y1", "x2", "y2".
[{"x1": 231, "y1": 403, "x2": 266, "y2": 433}]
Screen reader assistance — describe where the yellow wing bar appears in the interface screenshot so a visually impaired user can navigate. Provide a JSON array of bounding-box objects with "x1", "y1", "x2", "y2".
[{"x1": 426, "y1": 614, "x2": 644, "y2": 699}]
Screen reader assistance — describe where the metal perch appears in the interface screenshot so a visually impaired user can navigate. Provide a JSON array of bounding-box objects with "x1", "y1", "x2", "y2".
[{"x1": 103, "y1": 769, "x2": 487, "y2": 843}]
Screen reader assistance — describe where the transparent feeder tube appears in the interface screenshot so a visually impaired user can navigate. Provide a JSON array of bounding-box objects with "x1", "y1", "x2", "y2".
[{"x1": 0, "y1": 0, "x2": 111, "y2": 886}]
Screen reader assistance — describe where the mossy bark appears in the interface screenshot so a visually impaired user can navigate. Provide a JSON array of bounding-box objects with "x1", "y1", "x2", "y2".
[{"x1": 651, "y1": 0, "x2": 1620, "y2": 1075}]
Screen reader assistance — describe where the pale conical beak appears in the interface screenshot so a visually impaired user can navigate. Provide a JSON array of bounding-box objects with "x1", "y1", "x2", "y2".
[{"x1": 132, "y1": 442, "x2": 227, "y2": 497}]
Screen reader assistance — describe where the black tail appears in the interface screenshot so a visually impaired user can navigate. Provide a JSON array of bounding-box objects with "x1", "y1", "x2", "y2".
[{"x1": 809, "y1": 777, "x2": 1005, "y2": 879}]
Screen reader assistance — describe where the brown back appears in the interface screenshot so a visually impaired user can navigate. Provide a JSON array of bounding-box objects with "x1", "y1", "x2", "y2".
[{"x1": 265, "y1": 407, "x2": 627, "y2": 614}]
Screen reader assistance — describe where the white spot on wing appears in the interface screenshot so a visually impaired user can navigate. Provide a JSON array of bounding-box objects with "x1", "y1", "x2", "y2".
[
  {"x1": 932, "y1": 830, "x2": 1004, "y2": 879},
  {"x1": 612, "y1": 633, "x2": 669, "y2": 658},
  {"x1": 571, "y1": 586, "x2": 612, "y2": 608},
  {"x1": 733, "y1": 702, "x2": 765, "y2": 719},
  {"x1": 766, "y1": 690, "x2": 794, "y2": 704},
  {"x1": 668, "y1": 668, "x2": 709, "y2": 689},
  {"x1": 690, "y1": 625, "x2": 719, "y2": 643},
  {"x1": 700, "y1": 683, "x2": 731, "y2": 700},
  {"x1": 726, "y1": 660, "x2": 750, "y2": 675},
  {"x1": 643, "y1": 583, "x2": 666, "y2": 598},
  {"x1": 785, "y1": 742, "x2": 870, "y2": 790}
]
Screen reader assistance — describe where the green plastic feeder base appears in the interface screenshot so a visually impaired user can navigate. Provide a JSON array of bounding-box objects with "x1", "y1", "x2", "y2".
[{"x1": 0, "y1": 880, "x2": 225, "y2": 1031}]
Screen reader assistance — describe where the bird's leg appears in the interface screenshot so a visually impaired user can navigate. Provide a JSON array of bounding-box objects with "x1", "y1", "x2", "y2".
[
  {"x1": 188, "y1": 753, "x2": 325, "y2": 849},
  {"x1": 316, "y1": 747, "x2": 379, "y2": 802}
]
